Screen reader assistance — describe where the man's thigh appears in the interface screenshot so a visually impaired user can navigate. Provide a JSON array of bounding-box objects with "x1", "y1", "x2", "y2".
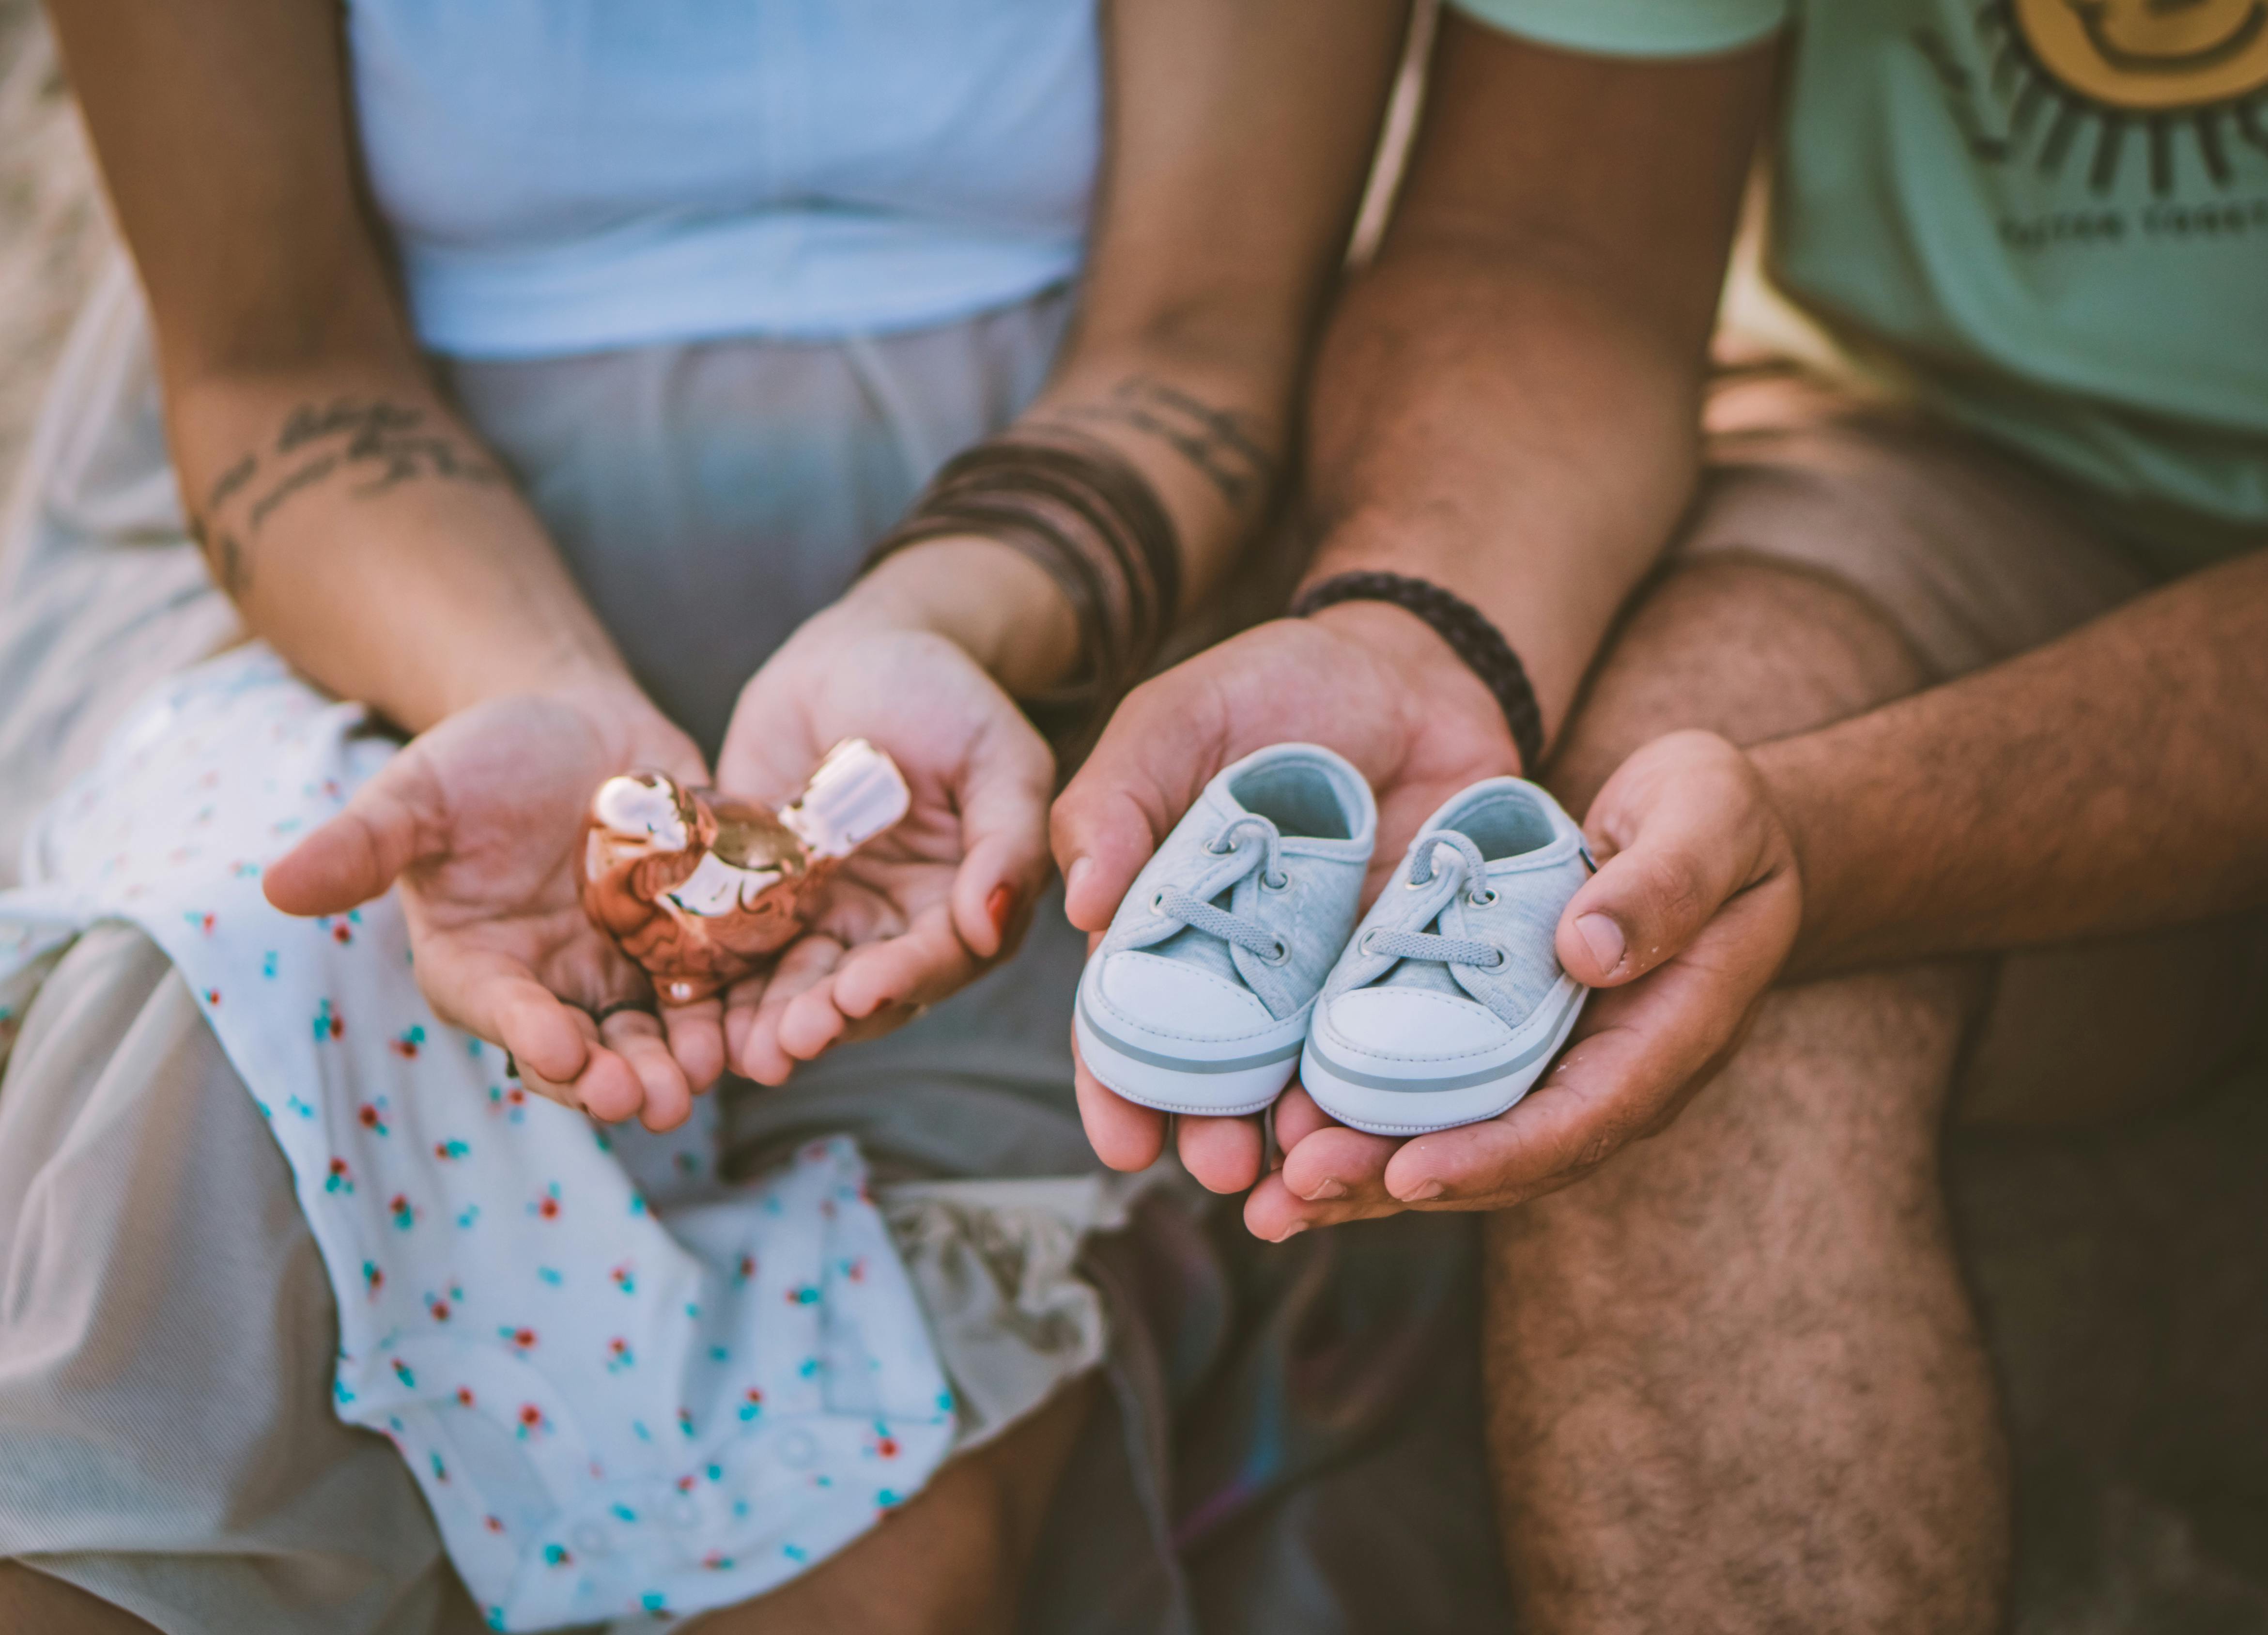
[{"x1": 1492, "y1": 555, "x2": 2008, "y2": 1629}]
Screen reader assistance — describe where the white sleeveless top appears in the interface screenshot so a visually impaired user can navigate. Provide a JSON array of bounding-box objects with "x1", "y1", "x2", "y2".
[{"x1": 345, "y1": 0, "x2": 1099, "y2": 358}]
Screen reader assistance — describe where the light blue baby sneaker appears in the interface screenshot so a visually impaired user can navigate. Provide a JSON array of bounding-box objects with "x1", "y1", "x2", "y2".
[
  {"x1": 1075, "y1": 744, "x2": 1377, "y2": 1117},
  {"x1": 1301, "y1": 777, "x2": 1591, "y2": 1136}
]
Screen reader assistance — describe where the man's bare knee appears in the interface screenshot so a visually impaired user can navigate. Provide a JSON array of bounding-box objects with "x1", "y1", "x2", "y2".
[{"x1": 1548, "y1": 559, "x2": 1930, "y2": 815}]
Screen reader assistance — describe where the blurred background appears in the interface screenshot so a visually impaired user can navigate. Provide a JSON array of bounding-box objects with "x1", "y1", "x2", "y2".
[{"x1": 3, "y1": 2, "x2": 2264, "y2": 1625}]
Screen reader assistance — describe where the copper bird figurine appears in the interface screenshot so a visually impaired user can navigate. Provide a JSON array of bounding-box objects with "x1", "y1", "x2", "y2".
[{"x1": 580, "y1": 739, "x2": 911, "y2": 1005}]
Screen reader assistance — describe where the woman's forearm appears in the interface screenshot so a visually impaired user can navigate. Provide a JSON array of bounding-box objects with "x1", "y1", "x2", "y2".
[
  {"x1": 173, "y1": 364, "x2": 638, "y2": 735},
  {"x1": 853, "y1": 0, "x2": 1409, "y2": 696},
  {"x1": 837, "y1": 333, "x2": 1304, "y2": 700}
]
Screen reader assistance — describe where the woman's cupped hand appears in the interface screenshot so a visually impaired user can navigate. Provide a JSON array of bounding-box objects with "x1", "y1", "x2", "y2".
[
  {"x1": 710, "y1": 598, "x2": 1056, "y2": 1083},
  {"x1": 262, "y1": 678, "x2": 725, "y2": 1131}
]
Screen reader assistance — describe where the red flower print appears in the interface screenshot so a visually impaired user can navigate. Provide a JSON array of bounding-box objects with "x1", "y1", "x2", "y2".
[
  {"x1": 456, "y1": 1387, "x2": 477, "y2": 1408},
  {"x1": 332, "y1": 922, "x2": 352, "y2": 944}
]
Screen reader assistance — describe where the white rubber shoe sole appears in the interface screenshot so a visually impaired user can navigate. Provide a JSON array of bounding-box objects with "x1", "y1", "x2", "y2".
[
  {"x1": 1300, "y1": 978, "x2": 1587, "y2": 1136},
  {"x1": 1074, "y1": 975, "x2": 1310, "y2": 1118}
]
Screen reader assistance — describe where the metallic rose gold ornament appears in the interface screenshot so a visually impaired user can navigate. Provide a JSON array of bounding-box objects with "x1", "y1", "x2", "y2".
[{"x1": 580, "y1": 739, "x2": 911, "y2": 1005}]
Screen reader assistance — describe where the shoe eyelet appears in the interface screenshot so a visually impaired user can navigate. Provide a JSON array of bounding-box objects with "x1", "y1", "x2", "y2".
[
  {"x1": 1149, "y1": 890, "x2": 1167, "y2": 913},
  {"x1": 1483, "y1": 946, "x2": 1507, "y2": 970},
  {"x1": 1402, "y1": 869, "x2": 1433, "y2": 892},
  {"x1": 1205, "y1": 836, "x2": 1237, "y2": 857},
  {"x1": 1261, "y1": 869, "x2": 1289, "y2": 892},
  {"x1": 1358, "y1": 931, "x2": 1378, "y2": 956},
  {"x1": 1264, "y1": 940, "x2": 1290, "y2": 966},
  {"x1": 1468, "y1": 888, "x2": 1499, "y2": 908}
]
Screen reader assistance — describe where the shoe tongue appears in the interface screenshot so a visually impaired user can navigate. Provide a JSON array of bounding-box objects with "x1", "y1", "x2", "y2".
[
  {"x1": 1153, "y1": 880, "x2": 1243, "y2": 986},
  {"x1": 1374, "y1": 888, "x2": 1463, "y2": 996},
  {"x1": 1377, "y1": 956, "x2": 1461, "y2": 997}
]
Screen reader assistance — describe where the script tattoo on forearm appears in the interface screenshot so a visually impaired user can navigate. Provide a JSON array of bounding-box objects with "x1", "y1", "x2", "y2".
[
  {"x1": 190, "y1": 452, "x2": 260, "y2": 595},
  {"x1": 1052, "y1": 375, "x2": 1279, "y2": 509},
  {"x1": 191, "y1": 399, "x2": 505, "y2": 597}
]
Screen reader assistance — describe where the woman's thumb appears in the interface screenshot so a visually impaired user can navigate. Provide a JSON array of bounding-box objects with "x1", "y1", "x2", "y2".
[{"x1": 263, "y1": 756, "x2": 437, "y2": 917}]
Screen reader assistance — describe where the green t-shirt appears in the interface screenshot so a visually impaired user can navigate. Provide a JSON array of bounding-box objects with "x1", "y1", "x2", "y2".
[{"x1": 1450, "y1": 0, "x2": 2268, "y2": 572}]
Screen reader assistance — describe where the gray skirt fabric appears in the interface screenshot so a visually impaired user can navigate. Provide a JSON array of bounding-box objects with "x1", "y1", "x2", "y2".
[{"x1": 0, "y1": 261, "x2": 1137, "y2": 1634}]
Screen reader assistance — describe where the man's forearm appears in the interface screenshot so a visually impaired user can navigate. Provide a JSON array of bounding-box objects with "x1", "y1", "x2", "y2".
[
  {"x1": 1296, "y1": 22, "x2": 1776, "y2": 762},
  {"x1": 1302, "y1": 242, "x2": 1708, "y2": 752},
  {"x1": 1759, "y1": 547, "x2": 2268, "y2": 972},
  {"x1": 172, "y1": 365, "x2": 635, "y2": 735}
]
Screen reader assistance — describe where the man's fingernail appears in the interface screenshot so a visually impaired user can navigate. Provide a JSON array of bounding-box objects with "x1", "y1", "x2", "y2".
[
  {"x1": 1064, "y1": 857, "x2": 1092, "y2": 907},
  {"x1": 1276, "y1": 1222, "x2": 1309, "y2": 1241},
  {"x1": 1401, "y1": 1179, "x2": 1445, "y2": 1202},
  {"x1": 985, "y1": 883, "x2": 1017, "y2": 940},
  {"x1": 1307, "y1": 1177, "x2": 1347, "y2": 1200},
  {"x1": 1576, "y1": 913, "x2": 1626, "y2": 974}
]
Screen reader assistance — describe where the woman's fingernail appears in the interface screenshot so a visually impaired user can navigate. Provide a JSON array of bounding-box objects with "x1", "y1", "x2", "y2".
[
  {"x1": 1401, "y1": 1179, "x2": 1446, "y2": 1202},
  {"x1": 1307, "y1": 1177, "x2": 1347, "y2": 1200},
  {"x1": 1064, "y1": 857, "x2": 1092, "y2": 908},
  {"x1": 1576, "y1": 913, "x2": 1626, "y2": 974},
  {"x1": 985, "y1": 883, "x2": 1017, "y2": 940}
]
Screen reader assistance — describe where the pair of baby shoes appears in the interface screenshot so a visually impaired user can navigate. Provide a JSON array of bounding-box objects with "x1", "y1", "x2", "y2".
[{"x1": 1074, "y1": 744, "x2": 1592, "y2": 1137}]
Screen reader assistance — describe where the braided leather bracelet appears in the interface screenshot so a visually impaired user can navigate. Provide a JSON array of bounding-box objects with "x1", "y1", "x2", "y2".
[{"x1": 1291, "y1": 570, "x2": 1546, "y2": 775}]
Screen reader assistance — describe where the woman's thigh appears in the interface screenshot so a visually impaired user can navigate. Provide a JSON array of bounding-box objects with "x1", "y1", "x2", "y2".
[{"x1": 0, "y1": 925, "x2": 482, "y2": 1635}]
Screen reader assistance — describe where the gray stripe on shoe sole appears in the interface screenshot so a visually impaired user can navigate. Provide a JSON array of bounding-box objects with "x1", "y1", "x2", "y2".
[
  {"x1": 1305, "y1": 988, "x2": 1581, "y2": 1093},
  {"x1": 1078, "y1": 995, "x2": 1307, "y2": 1074}
]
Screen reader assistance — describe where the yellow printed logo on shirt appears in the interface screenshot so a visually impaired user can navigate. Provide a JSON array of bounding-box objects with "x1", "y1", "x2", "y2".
[{"x1": 2012, "y1": 0, "x2": 2268, "y2": 110}]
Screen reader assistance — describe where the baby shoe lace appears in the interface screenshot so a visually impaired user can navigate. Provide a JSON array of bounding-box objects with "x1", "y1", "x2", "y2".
[
  {"x1": 1156, "y1": 814, "x2": 1291, "y2": 962},
  {"x1": 1362, "y1": 831, "x2": 1506, "y2": 970}
]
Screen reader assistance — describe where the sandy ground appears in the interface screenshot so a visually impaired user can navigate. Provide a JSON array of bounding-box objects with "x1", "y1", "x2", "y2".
[{"x1": 1, "y1": 7, "x2": 2263, "y2": 1630}]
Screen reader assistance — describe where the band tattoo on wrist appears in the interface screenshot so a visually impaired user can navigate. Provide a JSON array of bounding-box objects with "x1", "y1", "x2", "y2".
[
  {"x1": 191, "y1": 398, "x2": 504, "y2": 597},
  {"x1": 1048, "y1": 374, "x2": 1277, "y2": 509}
]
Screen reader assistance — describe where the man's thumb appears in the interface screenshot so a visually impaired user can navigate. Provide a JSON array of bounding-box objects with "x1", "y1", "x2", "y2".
[{"x1": 1553, "y1": 731, "x2": 1774, "y2": 987}]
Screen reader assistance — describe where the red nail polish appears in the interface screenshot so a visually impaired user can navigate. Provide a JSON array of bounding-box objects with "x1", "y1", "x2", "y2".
[{"x1": 985, "y1": 883, "x2": 1017, "y2": 940}]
